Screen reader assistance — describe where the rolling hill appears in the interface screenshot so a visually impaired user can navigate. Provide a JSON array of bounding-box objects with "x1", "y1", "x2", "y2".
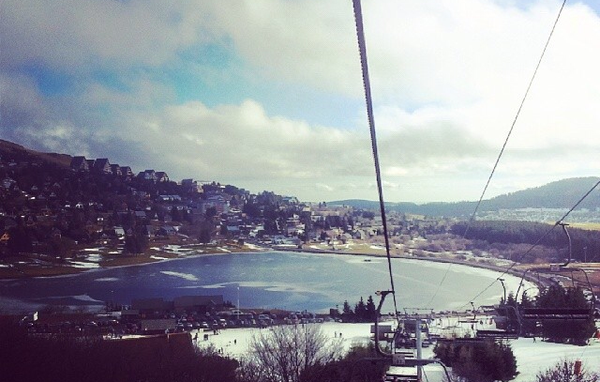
[{"x1": 330, "y1": 177, "x2": 600, "y2": 218}]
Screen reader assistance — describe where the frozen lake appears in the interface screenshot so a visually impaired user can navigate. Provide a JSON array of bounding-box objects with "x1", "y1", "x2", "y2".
[{"x1": 0, "y1": 251, "x2": 530, "y2": 314}]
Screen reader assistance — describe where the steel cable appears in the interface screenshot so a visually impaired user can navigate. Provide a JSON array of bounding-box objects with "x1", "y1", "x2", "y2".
[
  {"x1": 352, "y1": 0, "x2": 399, "y2": 316},
  {"x1": 427, "y1": 0, "x2": 568, "y2": 308}
]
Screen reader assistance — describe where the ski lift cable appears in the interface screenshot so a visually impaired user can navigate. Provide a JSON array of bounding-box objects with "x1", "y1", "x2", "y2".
[
  {"x1": 426, "y1": 0, "x2": 568, "y2": 308},
  {"x1": 463, "y1": 0, "x2": 568, "y2": 238},
  {"x1": 460, "y1": 178, "x2": 600, "y2": 310},
  {"x1": 352, "y1": 0, "x2": 399, "y2": 315}
]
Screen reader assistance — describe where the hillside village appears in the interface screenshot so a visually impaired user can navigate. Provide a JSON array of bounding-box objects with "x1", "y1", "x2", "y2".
[
  {"x1": 0, "y1": 140, "x2": 452, "y2": 276},
  {"x1": 4, "y1": 140, "x2": 600, "y2": 288},
  {"x1": 2, "y1": 141, "x2": 600, "y2": 382}
]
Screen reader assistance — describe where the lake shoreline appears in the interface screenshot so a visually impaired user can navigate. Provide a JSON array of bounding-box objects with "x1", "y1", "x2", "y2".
[
  {"x1": 0, "y1": 245, "x2": 544, "y2": 316},
  {"x1": 0, "y1": 241, "x2": 546, "y2": 294}
]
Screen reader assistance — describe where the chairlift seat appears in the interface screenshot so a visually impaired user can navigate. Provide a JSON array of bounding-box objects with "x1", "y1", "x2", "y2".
[
  {"x1": 522, "y1": 308, "x2": 591, "y2": 320},
  {"x1": 476, "y1": 329, "x2": 519, "y2": 339},
  {"x1": 436, "y1": 337, "x2": 486, "y2": 345},
  {"x1": 386, "y1": 366, "x2": 419, "y2": 382}
]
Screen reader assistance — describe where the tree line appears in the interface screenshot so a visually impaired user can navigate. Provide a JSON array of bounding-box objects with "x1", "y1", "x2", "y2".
[
  {"x1": 452, "y1": 220, "x2": 600, "y2": 263},
  {"x1": 338, "y1": 296, "x2": 377, "y2": 323}
]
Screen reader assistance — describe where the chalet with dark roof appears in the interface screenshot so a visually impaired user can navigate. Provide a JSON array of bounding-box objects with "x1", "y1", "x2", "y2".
[
  {"x1": 70, "y1": 156, "x2": 89, "y2": 172},
  {"x1": 93, "y1": 158, "x2": 111, "y2": 174},
  {"x1": 120, "y1": 166, "x2": 134, "y2": 178},
  {"x1": 155, "y1": 171, "x2": 169, "y2": 183},
  {"x1": 110, "y1": 164, "x2": 122, "y2": 176},
  {"x1": 139, "y1": 170, "x2": 157, "y2": 182}
]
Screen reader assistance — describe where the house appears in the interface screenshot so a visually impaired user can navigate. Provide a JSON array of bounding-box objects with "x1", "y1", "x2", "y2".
[
  {"x1": 282, "y1": 196, "x2": 300, "y2": 205},
  {"x1": 93, "y1": 158, "x2": 111, "y2": 174},
  {"x1": 155, "y1": 172, "x2": 169, "y2": 183},
  {"x1": 132, "y1": 298, "x2": 173, "y2": 313},
  {"x1": 226, "y1": 225, "x2": 241, "y2": 236},
  {"x1": 173, "y1": 295, "x2": 224, "y2": 314},
  {"x1": 139, "y1": 170, "x2": 157, "y2": 182},
  {"x1": 120, "y1": 166, "x2": 134, "y2": 178},
  {"x1": 157, "y1": 225, "x2": 177, "y2": 236},
  {"x1": 132, "y1": 295, "x2": 224, "y2": 316},
  {"x1": 139, "y1": 319, "x2": 177, "y2": 334},
  {"x1": 110, "y1": 164, "x2": 122, "y2": 176},
  {"x1": 70, "y1": 156, "x2": 89, "y2": 172},
  {"x1": 114, "y1": 226, "x2": 126, "y2": 239},
  {"x1": 203, "y1": 195, "x2": 230, "y2": 214}
]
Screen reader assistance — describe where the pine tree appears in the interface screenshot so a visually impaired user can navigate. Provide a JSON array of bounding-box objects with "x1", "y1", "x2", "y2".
[
  {"x1": 535, "y1": 285, "x2": 596, "y2": 345},
  {"x1": 365, "y1": 295, "x2": 377, "y2": 321},
  {"x1": 342, "y1": 300, "x2": 354, "y2": 322},
  {"x1": 354, "y1": 297, "x2": 367, "y2": 322}
]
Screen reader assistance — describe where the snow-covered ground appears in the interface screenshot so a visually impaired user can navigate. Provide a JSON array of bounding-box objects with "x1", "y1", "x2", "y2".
[{"x1": 194, "y1": 320, "x2": 600, "y2": 382}]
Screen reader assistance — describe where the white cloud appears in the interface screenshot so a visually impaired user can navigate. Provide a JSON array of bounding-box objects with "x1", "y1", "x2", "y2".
[
  {"x1": 0, "y1": 0, "x2": 208, "y2": 70},
  {"x1": 316, "y1": 183, "x2": 335, "y2": 192},
  {"x1": 2, "y1": 0, "x2": 600, "y2": 203},
  {"x1": 118, "y1": 99, "x2": 371, "y2": 179}
]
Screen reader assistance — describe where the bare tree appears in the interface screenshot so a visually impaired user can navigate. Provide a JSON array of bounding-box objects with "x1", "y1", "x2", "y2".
[
  {"x1": 238, "y1": 324, "x2": 343, "y2": 382},
  {"x1": 536, "y1": 360, "x2": 600, "y2": 382}
]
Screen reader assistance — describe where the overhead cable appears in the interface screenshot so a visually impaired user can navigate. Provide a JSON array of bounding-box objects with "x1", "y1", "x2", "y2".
[
  {"x1": 460, "y1": 177, "x2": 600, "y2": 310},
  {"x1": 427, "y1": 0, "x2": 568, "y2": 308},
  {"x1": 352, "y1": 0, "x2": 399, "y2": 315},
  {"x1": 464, "y1": 0, "x2": 568, "y2": 237}
]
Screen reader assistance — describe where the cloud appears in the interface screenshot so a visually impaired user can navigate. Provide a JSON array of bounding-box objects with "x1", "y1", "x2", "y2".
[
  {"x1": 0, "y1": 0, "x2": 208, "y2": 71},
  {"x1": 119, "y1": 99, "x2": 371, "y2": 179},
  {"x1": 316, "y1": 183, "x2": 335, "y2": 192},
  {"x1": 2, "y1": 0, "x2": 600, "y2": 203},
  {"x1": 0, "y1": 73, "x2": 92, "y2": 154}
]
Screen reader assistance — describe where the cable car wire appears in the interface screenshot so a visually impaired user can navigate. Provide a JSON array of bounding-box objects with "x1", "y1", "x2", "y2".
[
  {"x1": 426, "y1": 0, "x2": 568, "y2": 308},
  {"x1": 460, "y1": 177, "x2": 600, "y2": 310},
  {"x1": 463, "y1": 0, "x2": 568, "y2": 238},
  {"x1": 352, "y1": 0, "x2": 399, "y2": 316}
]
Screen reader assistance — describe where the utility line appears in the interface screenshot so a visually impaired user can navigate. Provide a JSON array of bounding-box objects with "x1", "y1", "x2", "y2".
[
  {"x1": 352, "y1": 0, "x2": 399, "y2": 316},
  {"x1": 459, "y1": 177, "x2": 600, "y2": 310},
  {"x1": 426, "y1": 0, "x2": 568, "y2": 308}
]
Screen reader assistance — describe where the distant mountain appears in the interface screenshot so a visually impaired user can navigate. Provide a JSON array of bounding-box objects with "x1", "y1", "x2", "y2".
[
  {"x1": 482, "y1": 177, "x2": 600, "y2": 210},
  {"x1": 330, "y1": 177, "x2": 600, "y2": 217}
]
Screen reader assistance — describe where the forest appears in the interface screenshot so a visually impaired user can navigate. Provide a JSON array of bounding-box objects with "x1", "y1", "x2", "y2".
[{"x1": 450, "y1": 220, "x2": 600, "y2": 264}]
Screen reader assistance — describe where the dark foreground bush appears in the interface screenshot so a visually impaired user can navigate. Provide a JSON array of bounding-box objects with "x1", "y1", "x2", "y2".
[
  {"x1": 0, "y1": 322, "x2": 238, "y2": 382},
  {"x1": 300, "y1": 344, "x2": 389, "y2": 382},
  {"x1": 434, "y1": 339, "x2": 517, "y2": 382}
]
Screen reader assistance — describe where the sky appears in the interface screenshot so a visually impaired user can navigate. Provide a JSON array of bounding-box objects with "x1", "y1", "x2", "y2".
[{"x1": 1, "y1": 0, "x2": 600, "y2": 204}]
